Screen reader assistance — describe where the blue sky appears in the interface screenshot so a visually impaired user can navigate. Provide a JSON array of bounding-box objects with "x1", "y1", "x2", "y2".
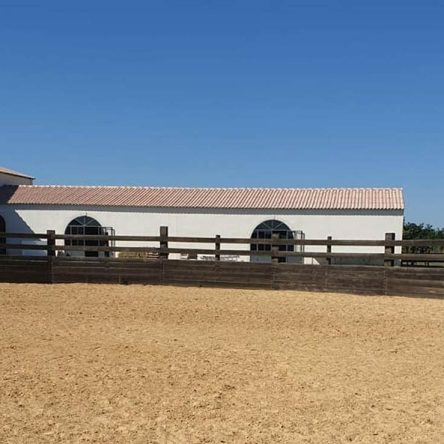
[{"x1": 0, "y1": 1, "x2": 443, "y2": 225}]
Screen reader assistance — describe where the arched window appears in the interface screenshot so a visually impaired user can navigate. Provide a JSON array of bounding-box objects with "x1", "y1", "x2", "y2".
[
  {"x1": 250, "y1": 220, "x2": 294, "y2": 263},
  {"x1": 65, "y1": 216, "x2": 112, "y2": 257},
  {"x1": 0, "y1": 215, "x2": 5, "y2": 255}
]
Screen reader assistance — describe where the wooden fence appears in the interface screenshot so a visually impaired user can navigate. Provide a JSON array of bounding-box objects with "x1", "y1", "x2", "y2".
[{"x1": 0, "y1": 228, "x2": 444, "y2": 298}]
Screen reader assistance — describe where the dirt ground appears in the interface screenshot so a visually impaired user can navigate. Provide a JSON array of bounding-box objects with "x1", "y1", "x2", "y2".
[{"x1": 0, "y1": 284, "x2": 443, "y2": 443}]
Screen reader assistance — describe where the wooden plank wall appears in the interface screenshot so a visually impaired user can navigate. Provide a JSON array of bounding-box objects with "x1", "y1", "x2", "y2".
[
  {"x1": 0, "y1": 256, "x2": 50, "y2": 283},
  {"x1": 162, "y1": 260, "x2": 274, "y2": 289},
  {"x1": 273, "y1": 264, "x2": 387, "y2": 295},
  {"x1": 0, "y1": 256, "x2": 443, "y2": 298},
  {"x1": 385, "y1": 267, "x2": 444, "y2": 298},
  {"x1": 51, "y1": 257, "x2": 163, "y2": 285}
]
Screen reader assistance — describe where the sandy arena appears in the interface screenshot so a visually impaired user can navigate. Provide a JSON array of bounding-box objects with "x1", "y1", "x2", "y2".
[{"x1": 0, "y1": 283, "x2": 443, "y2": 443}]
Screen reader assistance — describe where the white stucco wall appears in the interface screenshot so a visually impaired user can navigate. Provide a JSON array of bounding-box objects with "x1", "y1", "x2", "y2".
[
  {"x1": 0, "y1": 204, "x2": 404, "y2": 263},
  {"x1": 0, "y1": 173, "x2": 33, "y2": 186}
]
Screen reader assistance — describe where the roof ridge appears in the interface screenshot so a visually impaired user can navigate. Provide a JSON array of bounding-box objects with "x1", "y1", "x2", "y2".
[{"x1": 4, "y1": 184, "x2": 404, "y2": 192}]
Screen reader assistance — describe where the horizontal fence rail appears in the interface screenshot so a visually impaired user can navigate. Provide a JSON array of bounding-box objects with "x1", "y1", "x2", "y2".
[
  {"x1": 3, "y1": 232, "x2": 444, "y2": 246},
  {"x1": 1, "y1": 229, "x2": 444, "y2": 264}
]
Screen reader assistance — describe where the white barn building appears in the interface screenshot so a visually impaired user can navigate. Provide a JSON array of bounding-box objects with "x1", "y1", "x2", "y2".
[{"x1": 0, "y1": 166, "x2": 404, "y2": 264}]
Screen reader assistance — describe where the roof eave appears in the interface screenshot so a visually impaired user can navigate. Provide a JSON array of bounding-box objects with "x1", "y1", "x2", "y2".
[{"x1": 0, "y1": 171, "x2": 35, "y2": 180}]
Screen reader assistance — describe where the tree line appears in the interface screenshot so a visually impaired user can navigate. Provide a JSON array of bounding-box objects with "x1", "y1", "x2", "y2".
[{"x1": 403, "y1": 222, "x2": 444, "y2": 253}]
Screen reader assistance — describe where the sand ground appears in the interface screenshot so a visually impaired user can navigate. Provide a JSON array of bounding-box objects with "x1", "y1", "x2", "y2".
[{"x1": 0, "y1": 283, "x2": 443, "y2": 443}]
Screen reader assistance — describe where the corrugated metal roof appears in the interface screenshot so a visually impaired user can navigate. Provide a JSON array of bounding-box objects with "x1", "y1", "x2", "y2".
[
  {"x1": 0, "y1": 166, "x2": 35, "y2": 179},
  {"x1": 0, "y1": 185, "x2": 404, "y2": 210}
]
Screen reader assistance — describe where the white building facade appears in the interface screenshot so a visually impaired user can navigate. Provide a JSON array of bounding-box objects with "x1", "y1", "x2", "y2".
[{"x1": 0, "y1": 167, "x2": 404, "y2": 264}]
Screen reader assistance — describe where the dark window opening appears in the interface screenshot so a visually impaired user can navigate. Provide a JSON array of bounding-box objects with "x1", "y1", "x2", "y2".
[
  {"x1": 64, "y1": 216, "x2": 114, "y2": 257},
  {"x1": 251, "y1": 220, "x2": 294, "y2": 263}
]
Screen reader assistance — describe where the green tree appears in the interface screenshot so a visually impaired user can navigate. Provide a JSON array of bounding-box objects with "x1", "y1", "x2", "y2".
[{"x1": 403, "y1": 222, "x2": 444, "y2": 253}]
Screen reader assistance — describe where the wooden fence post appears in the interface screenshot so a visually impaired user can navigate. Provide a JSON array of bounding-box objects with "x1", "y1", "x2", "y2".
[
  {"x1": 47, "y1": 230, "x2": 56, "y2": 284},
  {"x1": 159, "y1": 226, "x2": 168, "y2": 260},
  {"x1": 384, "y1": 232, "x2": 395, "y2": 267},
  {"x1": 47, "y1": 230, "x2": 56, "y2": 257},
  {"x1": 215, "y1": 235, "x2": 221, "y2": 261},
  {"x1": 327, "y1": 236, "x2": 332, "y2": 265},
  {"x1": 271, "y1": 233, "x2": 279, "y2": 264}
]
